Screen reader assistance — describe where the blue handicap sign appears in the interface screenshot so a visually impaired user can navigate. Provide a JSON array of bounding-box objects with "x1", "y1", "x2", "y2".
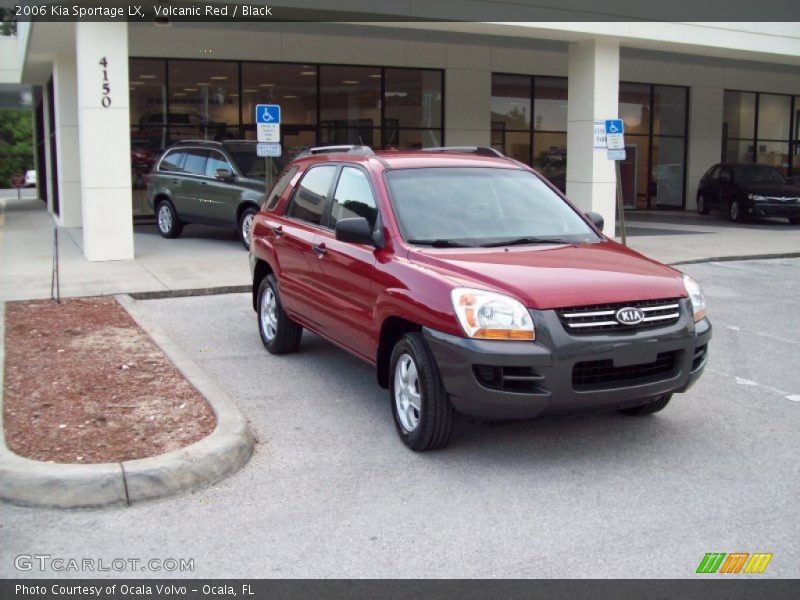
[
  {"x1": 605, "y1": 119, "x2": 624, "y2": 135},
  {"x1": 256, "y1": 104, "x2": 281, "y2": 124}
]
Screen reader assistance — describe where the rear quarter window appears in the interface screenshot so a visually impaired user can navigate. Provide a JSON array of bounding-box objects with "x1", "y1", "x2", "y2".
[{"x1": 158, "y1": 150, "x2": 184, "y2": 172}]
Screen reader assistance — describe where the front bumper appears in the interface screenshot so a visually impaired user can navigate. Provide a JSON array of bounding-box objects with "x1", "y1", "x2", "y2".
[
  {"x1": 748, "y1": 202, "x2": 800, "y2": 218},
  {"x1": 423, "y1": 299, "x2": 711, "y2": 419}
]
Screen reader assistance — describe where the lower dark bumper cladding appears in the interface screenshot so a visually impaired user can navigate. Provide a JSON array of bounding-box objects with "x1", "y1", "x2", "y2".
[{"x1": 424, "y1": 302, "x2": 711, "y2": 419}]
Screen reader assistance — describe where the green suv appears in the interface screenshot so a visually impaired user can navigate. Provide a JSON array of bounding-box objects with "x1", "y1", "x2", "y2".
[{"x1": 147, "y1": 140, "x2": 268, "y2": 248}]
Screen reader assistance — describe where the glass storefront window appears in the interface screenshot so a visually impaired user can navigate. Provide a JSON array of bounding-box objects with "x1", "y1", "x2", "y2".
[
  {"x1": 168, "y1": 60, "x2": 240, "y2": 144},
  {"x1": 241, "y1": 63, "x2": 318, "y2": 131},
  {"x1": 757, "y1": 93, "x2": 791, "y2": 140},
  {"x1": 533, "y1": 132, "x2": 566, "y2": 191},
  {"x1": 723, "y1": 139, "x2": 755, "y2": 164},
  {"x1": 384, "y1": 68, "x2": 442, "y2": 130},
  {"x1": 320, "y1": 65, "x2": 381, "y2": 140},
  {"x1": 491, "y1": 74, "x2": 531, "y2": 131},
  {"x1": 723, "y1": 91, "x2": 756, "y2": 140},
  {"x1": 619, "y1": 83, "x2": 651, "y2": 135},
  {"x1": 653, "y1": 85, "x2": 687, "y2": 137},
  {"x1": 533, "y1": 78, "x2": 567, "y2": 132},
  {"x1": 756, "y1": 141, "x2": 790, "y2": 174},
  {"x1": 651, "y1": 136, "x2": 686, "y2": 207}
]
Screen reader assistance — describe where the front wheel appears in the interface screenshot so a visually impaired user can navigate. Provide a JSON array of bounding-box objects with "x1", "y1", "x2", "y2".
[
  {"x1": 620, "y1": 393, "x2": 672, "y2": 416},
  {"x1": 257, "y1": 275, "x2": 302, "y2": 354},
  {"x1": 390, "y1": 333, "x2": 455, "y2": 451},
  {"x1": 729, "y1": 200, "x2": 746, "y2": 223},
  {"x1": 238, "y1": 206, "x2": 258, "y2": 249}
]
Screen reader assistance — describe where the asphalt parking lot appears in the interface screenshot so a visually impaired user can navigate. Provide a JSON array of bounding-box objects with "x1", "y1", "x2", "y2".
[{"x1": 2, "y1": 258, "x2": 799, "y2": 578}]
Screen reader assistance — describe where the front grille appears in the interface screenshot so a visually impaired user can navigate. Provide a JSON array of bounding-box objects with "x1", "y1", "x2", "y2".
[
  {"x1": 572, "y1": 350, "x2": 680, "y2": 390},
  {"x1": 474, "y1": 365, "x2": 545, "y2": 394},
  {"x1": 557, "y1": 298, "x2": 682, "y2": 333}
]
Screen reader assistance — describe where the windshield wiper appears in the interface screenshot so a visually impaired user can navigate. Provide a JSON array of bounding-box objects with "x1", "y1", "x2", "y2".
[
  {"x1": 480, "y1": 237, "x2": 569, "y2": 248},
  {"x1": 407, "y1": 239, "x2": 471, "y2": 248}
]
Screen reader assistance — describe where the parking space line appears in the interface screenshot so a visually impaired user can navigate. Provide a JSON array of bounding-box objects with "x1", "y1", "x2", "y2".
[{"x1": 706, "y1": 367, "x2": 796, "y2": 402}]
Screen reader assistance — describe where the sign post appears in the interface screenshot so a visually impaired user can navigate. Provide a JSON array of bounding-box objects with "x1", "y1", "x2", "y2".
[
  {"x1": 604, "y1": 119, "x2": 627, "y2": 246},
  {"x1": 255, "y1": 104, "x2": 282, "y2": 195},
  {"x1": 10, "y1": 173, "x2": 25, "y2": 201}
]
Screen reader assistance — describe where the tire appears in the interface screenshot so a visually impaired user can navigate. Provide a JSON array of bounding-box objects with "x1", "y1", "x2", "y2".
[
  {"x1": 389, "y1": 333, "x2": 455, "y2": 451},
  {"x1": 620, "y1": 393, "x2": 672, "y2": 416},
  {"x1": 155, "y1": 199, "x2": 183, "y2": 238},
  {"x1": 696, "y1": 195, "x2": 710, "y2": 215},
  {"x1": 789, "y1": 217, "x2": 800, "y2": 225},
  {"x1": 238, "y1": 206, "x2": 258, "y2": 250},
  {"x1": 729, "y1": 200, "x2": 746, "y2": 223},
  {"x1": 257, "y1": 274, "x2": 302, "y2": 354}
]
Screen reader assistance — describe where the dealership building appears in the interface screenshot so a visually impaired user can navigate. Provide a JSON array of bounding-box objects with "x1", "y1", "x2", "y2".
[{"x1": 1, "y1": 11, "x2": 799, "y2": 261}]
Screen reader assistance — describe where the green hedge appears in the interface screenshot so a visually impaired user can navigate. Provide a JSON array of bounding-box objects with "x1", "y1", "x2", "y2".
[{"x1": 0, "y1": 109, "x2": 34, "y2": 187}]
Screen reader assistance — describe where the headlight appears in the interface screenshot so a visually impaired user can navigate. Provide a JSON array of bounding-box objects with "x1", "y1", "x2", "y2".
[
  {"x1": 682, "y1": 275, "x2": 707, "y2": 322},
  {"x1": 747, "y1": 194, "x2": 766, "y2": 202},
  {"x1": 451, "y1": 288, "x2": 535, "y2": 340}
]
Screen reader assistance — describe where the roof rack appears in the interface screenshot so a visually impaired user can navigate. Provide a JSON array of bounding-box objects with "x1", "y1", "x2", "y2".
[
  {"x1": 421, "y1": 146, "x2": 506, "y2": 158},
  {"x1": 296, "y1": 145, "x2": 375, "y2": 158}
]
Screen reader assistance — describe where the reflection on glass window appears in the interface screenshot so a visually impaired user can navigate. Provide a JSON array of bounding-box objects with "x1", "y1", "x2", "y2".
[
  {"x1": 534, "y1": 78, "x2": 567, "y2": 132},
  {"x1": 168, "y1": 60, "x2": 239, "y2": 145},
  {"x1": 723, "y1": 91, "x2": 756, "y2": 140}
]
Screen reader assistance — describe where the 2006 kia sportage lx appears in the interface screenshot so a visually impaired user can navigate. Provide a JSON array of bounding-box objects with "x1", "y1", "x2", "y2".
[{"x1": 248, "y1": 145, "x2": 711, "y2": 451}]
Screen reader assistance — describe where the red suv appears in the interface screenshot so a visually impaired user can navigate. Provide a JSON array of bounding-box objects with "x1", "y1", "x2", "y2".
[{"x1": 249, "y1": 146, "x2": 711, "y2": 451}]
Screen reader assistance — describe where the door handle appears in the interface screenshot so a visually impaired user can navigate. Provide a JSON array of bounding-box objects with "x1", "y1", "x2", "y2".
[
  {"x1": 200, "y1": 181, "x2": 208, "y2": 187},
  {"x1": 312, "y1": 243, "x2": 327, "y2": 256},
  {"x1": 171, "y1": 179, "x2": 178, "y2": 184},
  {"x1": 271, "y1": 225, "x2": 283, "y2": 237}
]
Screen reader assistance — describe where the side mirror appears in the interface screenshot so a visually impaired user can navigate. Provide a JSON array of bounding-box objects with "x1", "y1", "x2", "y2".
[
  {"x1": 335, "y1": 217, "x2": 374, "y2": 246},
  {"x1": 585, "y1": 211, "x2": 604, "y2": 232},
  {"x1": 215, "y1": 168, "x2": 235, "y2": 182}
]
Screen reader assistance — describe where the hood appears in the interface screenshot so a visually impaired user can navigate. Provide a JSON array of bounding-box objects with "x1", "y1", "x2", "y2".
[
  {"x1": 739, "y1": 181, "x2": 800, "y2": 197},
  {"x1": 410, "y1": 240, "x2": 686, "y2": 310}
]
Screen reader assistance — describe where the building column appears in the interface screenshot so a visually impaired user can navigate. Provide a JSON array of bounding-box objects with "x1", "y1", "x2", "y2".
[
  {"x1": 686, "y1": 86, "x2": 723, "y2": 210},
  {"x1": 51, "y1": 29, "x2": 82, "y2": 228},
  {"x1": 444, "y1": 45, "x2": 491, "y2": 146},
  {"x1": 76, "y1": 21, "x2": 134, "y2": 261},
  {"x1": 566, "y1": 39, "x2": 619, "y2": 234},
  {"x1": 39, "y1": 84, "x2": 55, "y2": 213}
]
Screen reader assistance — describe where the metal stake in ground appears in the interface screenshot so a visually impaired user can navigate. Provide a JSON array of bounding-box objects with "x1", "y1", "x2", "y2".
[
  {"x1": 50, "y1": 227, "x2": 60, "y2": 303},
  {"x1": 615, "y1": 160, "x2": 627, "y2": 246}
]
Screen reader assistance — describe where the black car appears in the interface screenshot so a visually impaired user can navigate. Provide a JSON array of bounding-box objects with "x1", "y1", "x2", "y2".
[{"x1": 696, "y1": 163, "x2": 800, "y2": 224}]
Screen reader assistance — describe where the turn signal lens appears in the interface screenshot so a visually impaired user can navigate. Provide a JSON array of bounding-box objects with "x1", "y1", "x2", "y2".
[
  {"x1": 682, "y1": 274, "x2": 707, "y2": 322},
  {"x1": 451, "y1": 288, "x2": 535, "y2": 340}
]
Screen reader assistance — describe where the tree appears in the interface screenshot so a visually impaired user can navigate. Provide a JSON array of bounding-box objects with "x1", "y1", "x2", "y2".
[{"x1": 0, "y1": 109, "x2": 34, "y2": 187}]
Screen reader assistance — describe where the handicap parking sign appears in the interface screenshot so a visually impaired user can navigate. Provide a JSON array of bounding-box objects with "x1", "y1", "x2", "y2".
[
  {"x1": 256, "y1": 104, "x2": 281, "y2": 124},
  {"x1": 604, "y1": 119, "x2": 625, "y2": 150},
  {"x1": 605, "y1": 119, "x2": 624, "y2": 135}
]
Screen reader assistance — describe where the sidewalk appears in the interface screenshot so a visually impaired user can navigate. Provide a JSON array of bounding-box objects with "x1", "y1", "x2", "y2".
[
  {"x1": 0, "y1": 195, "x2": 249, "y2": 302},
  {"x1": 2, "y1": 193, "x2": 799, "y2": 302}
]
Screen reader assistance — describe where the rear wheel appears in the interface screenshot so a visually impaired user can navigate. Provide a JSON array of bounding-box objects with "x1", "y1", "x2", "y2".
[
  {"x1": 696, "y1": 195, "x2": 710, "y2": 215},
  {"x1": 620, "y1": 393, "x2": 672, "y2": 416},
  {"x1": 257, "y1": 275, "x2": 302, "y2": 354},
  {"x1": 390, "y1": 333, "x2": 454, "y2": 451},
  {"x1": 238, "y1": 206, "x2": 258, "y2": 249},
  {"x1": 729, "y1": 200, "x2": 746, "y2": 223},
  {"x1": 156, "y1": 199, "x2": 183, "y2": 238},
  {"x1": 789, "y1": 217, "x2": 800, "y2": 225}
]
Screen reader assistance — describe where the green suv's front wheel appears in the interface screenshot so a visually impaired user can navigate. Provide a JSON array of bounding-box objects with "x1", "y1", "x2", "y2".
[
  {"x1": 156, "y1": 199, "x2": 183, "y2": 239},
  {"x1": 239, "y1": 206, "x2": 258, "y2": 249}
]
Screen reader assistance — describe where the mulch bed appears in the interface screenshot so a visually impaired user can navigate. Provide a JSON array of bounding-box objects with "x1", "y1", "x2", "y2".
[{"x1": 3, "y1": 297, "x2": 216, "y2": 464}]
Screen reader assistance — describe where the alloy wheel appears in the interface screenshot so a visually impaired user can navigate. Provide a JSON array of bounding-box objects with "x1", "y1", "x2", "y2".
[
  {"x1": 259, "y1": 285, "x2": 278, "y2": 342},
  {"x1": 242, "y1": 213, "x2": 254, "y2": 246},
  {"x1": 157, "y1": 204, "x2": 172, "y2": 233},
  {"x1": 394, "y1": 353, "x2": 421, "y2": 433}
]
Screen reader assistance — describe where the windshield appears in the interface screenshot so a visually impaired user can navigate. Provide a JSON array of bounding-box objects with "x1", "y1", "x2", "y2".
[
  {"x1": 384, "y1": 167, "x2": 600, "y2": 247},
  {"x1": 734, "y1": 166, "x2": 785, "y2": 184}
]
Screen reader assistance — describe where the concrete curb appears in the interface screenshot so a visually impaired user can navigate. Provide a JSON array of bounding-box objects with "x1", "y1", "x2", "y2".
[{"x1": 0, "y1": 296, "x2": 255, "y2": 509}]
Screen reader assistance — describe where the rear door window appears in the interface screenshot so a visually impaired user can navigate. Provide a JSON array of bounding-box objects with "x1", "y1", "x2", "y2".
[
  {"x1": 182, "y1": 150, "x2": 209, "y2": 176},
  {"x1": 286, "y1": 165, "x2": 337, "y2": 226}
]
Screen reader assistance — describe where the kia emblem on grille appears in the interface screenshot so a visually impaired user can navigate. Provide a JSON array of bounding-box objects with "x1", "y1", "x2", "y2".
[{"x1": 616, "y1": 307, "x2": 645, "y2": 326}]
